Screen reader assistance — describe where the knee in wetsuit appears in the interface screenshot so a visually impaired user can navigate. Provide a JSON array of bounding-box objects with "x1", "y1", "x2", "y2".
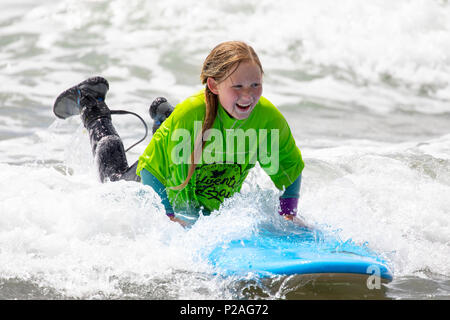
[{"x1": 149, "y1": 97, "x2": 174, "y2": 134}]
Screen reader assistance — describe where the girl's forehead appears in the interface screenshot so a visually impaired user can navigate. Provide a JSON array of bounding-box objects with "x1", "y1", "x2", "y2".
[{"x1": 227, "y1": 61, "x2": 262, "y2": 82}]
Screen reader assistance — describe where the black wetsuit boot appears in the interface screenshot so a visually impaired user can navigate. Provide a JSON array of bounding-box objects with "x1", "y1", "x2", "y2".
[{"x1": 54, "y1": 77, "x2": 137, "y2": 182}]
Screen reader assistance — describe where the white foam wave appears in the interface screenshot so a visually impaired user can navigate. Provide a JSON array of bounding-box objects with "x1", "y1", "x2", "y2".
[{"x1": 1, "y1": 0, "x2": 449, "y2": 114}]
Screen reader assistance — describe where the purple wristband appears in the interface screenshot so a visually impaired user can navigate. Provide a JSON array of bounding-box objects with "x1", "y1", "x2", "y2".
[{"x1": 279, "y1": 197, "x2": 298, "y2": 216}]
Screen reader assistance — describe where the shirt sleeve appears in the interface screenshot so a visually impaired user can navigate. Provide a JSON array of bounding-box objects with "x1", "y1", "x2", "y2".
[
  {"x1": 257, "y1": 99, "x2": 304, "y2": 190},
  {"x1": 281, "y1": 173, "x2": 301, "y2": 198},
  {"x1": 140, "y1": 168, "x2": 174, "y2": 217},
  {"x1": 279, "y1": 174, "x2": 301, "y2": 216}
]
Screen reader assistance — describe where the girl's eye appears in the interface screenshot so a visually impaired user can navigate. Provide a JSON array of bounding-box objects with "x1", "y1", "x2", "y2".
[{"x1": 232, "y1": 84, "x2": 261, "y2": 89}]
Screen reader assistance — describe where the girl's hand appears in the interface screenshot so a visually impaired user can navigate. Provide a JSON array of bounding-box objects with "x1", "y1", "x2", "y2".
[
  {"x1": 169, "y1": 215, "x2": 188, "y2": 228},
  {"x1": 284, "y1": 215, "x2": 312, "y2": 230}
]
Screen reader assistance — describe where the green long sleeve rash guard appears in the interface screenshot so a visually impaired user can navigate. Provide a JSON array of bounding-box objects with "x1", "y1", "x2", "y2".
[{"x1": 137, "y1": 90, "x2": 304, "y2": 218}]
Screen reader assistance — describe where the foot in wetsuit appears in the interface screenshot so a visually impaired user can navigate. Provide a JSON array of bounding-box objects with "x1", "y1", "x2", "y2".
[{"x1": 53, "y1": 76, "x2": 173, "y2": 183}]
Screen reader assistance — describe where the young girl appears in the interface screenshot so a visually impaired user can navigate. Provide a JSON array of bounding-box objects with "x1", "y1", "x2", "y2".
[{"x1": 53, "y1": 41, "x2": 305, "y2": 227}]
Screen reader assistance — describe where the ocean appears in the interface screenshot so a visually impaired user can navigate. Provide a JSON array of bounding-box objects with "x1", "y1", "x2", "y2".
[{"x1": 0, "y1": 0, "x2": 449, "y2": 299}]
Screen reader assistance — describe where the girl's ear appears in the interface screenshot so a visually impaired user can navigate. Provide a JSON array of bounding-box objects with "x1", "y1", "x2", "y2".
[{"x1": 207, "y1": 77, "x2": 219, "y2": 95}]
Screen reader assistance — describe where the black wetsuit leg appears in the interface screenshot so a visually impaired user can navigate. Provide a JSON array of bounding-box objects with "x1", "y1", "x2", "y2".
[
  {"x1": 87, "y1": 117, "x2": 141, "y2": 183},
  {"x1": 81, "y1": 94, "x2": 172, "y2": 184}
]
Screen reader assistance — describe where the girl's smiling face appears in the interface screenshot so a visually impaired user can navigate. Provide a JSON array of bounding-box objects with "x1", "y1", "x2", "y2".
[{"x1": 207, "y1": 61, "x2": 263, "y2": 120}]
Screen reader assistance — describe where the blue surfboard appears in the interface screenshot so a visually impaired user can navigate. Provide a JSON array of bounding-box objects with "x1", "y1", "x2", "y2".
[{"x1": 208, "y1": 227, "x2": 393, "y2": 282}]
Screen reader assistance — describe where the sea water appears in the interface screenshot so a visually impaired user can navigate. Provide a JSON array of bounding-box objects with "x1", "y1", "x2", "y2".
[{"x1": 0, "y1": 0, "x2": 449, "y2": 299}]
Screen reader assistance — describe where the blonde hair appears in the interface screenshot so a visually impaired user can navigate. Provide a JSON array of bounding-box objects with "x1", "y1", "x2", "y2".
[{"x1": 170, "y1": 41, "x2": 263, "y2": 191}]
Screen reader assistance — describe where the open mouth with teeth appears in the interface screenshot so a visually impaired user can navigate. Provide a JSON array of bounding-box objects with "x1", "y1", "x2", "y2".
[{"x1": 236, "y1": 103, "x2": 252, "y2": 111}]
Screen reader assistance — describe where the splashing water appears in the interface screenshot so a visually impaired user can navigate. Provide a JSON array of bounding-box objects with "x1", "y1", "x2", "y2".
[{"x1": 1, "y1": 0, "x2": 449, "y2": 299}]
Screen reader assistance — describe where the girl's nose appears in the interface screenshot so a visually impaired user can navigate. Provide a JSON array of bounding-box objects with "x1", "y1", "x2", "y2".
[{"x1": 239, "y1": 88, "x2": 253, "y2": 101}]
